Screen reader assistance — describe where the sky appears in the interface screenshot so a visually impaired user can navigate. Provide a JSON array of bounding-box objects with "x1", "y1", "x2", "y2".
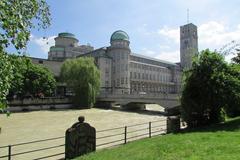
[{"x1": 27, "y1": 0, "x2": 240, "y2": 62}]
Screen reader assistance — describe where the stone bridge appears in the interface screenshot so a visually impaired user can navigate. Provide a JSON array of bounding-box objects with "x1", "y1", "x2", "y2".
[{"x1": 96, "y1": 93, "x2": 180, "y2": 109}]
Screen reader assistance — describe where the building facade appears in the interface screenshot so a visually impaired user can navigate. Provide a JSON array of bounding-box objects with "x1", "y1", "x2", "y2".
[
  {"x1": 32, "y1": 23, "x2": 198, "y2": 96},
  {"x1": 48, "y1": 32, "x2": 94, "y2": 61}
]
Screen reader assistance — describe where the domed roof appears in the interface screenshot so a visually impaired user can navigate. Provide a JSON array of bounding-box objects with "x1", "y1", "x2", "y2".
[
  {"x1": 110, "y1": 30, "x2": 129, "y2": 42},
  {"x1": 58, "y1": 32, "x2": 77, "y2": 39}
]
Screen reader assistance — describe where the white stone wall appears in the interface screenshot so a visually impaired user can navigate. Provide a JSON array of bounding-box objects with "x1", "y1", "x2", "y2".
[
  {"x1": 129, "y1": 61, "x2": 176, "y2": 94},
  {"x1": 108, "y1": 41, "x2": 131, "y2": 94},
  {"x1": 97, "y1": 57, "x2": 112, "y2": 94},
  {"x1": 31, "y1": 57, "x2": 63, "y2": 76},
  {"x1": 55, "y1": 37, "x2": 78, "y2": 47}
]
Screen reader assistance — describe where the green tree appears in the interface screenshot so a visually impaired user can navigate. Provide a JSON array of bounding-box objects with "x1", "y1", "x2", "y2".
[
  {"x1": 181, "y1": 49, "x2": 240, "y2": 128},
  {"x1": 8, "y1": 55, "x2": 56, "y2": 98},
  {"x1": 0, "y1": 0, "x2": 51, "y2": 111},
  {"x1": 232, "y1": 49, "x2": 240, "y2": 64},
  {"x1": 60, "y1": 57, "x2": 100, "y2": 108},
  {"x1": 7, "y1": 55, "x2": 27, "y2": 97},
  {"x1": 23, "y1": 59, "x2": 56, "y2": 97},
  {"x1": 0, "y1": 54, "x2": 13, "y2": 114}
]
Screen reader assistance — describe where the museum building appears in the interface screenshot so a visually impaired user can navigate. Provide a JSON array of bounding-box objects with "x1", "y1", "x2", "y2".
[{"x1": 31, "y1": 23, "x2": 198, "y2": 96}]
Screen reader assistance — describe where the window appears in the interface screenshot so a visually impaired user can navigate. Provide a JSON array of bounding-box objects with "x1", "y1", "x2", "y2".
[
  {"x1": 138, "y1": 73, "x2": 140, "y2": 79},
  {"x1": 121, "y1": 77, "x2": 124, "y2": 84},
  {"x1": 117, "y1": 79, "x2": 120, "y2": 86},
  {"x1": 121, "y1": 65, "x2": 124, "y2": 71},
  {"x1": 134, "y1": 63, "x2": 137, "y2": 68},
  {"x1": 105, "y1": 81, "x2": 109, "y2": 86},
  {"x1": 138, "y1": 64, "x2": 141, "y2": 69},
  {"x1": 105, "y1": 68, "x2": 109, "y2": 74},
  {"x1": 38, "y1": 60, "x2": 43, "y2": 64},
  {"x1": 130, "y1": 63, "x2": 133, "y2": 68},
  {"x1": 113, "y1": 66, "x2": 116, "y2": 74},
  {"x1": 130, "y1": 72, "x2": 132, "y2": 78},
  {"x1": 117, "y1": 65, "x2": 120, "y2": 72},
  {"x1": 113, "y1": 80, "x2": 115, "y2": 87}
]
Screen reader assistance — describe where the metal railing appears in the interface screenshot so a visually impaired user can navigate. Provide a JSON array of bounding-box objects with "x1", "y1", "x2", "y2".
[
  {"x1": 0, "y1": 136, "x2": 65, "y2": 160},
  {"x1": 0, "y1": 119, "x2": 166, "y2": 160},
  {"x1": 96, "y1": 119, "x2": 166, "y2": 148}
]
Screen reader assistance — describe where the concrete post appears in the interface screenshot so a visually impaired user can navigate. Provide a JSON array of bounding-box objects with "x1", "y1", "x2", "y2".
[
  {"x1": 65, "y1": 116, "x2": 96, "y2": 159},
  {"x1": 167, "y1": 116, "x2": 180, "y2": 133}
]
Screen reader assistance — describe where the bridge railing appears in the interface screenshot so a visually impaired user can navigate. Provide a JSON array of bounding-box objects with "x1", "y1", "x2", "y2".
[{"x1": 98, "y1": 93, "x2": 179, "y2": 99}]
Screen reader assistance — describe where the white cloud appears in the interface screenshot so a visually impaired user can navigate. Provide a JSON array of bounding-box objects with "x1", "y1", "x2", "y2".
[
  {"x1": 141, "y1": 48, "x2": 158, "y2": 57},
  {"x1": 140, "y1": 21, "x2": 240, "y2": 63},
  {"x1": 155, "y1": 50, "x2": 180, "y2": 63},
  {"x1": 136, "y1": 23, "x2": 155, "y2": 36},
  {"x1": 198, "y1": 21, "x2": 240, "y2": 50},
  {"x1": 140, "y1": 48, "x2": 180, "y2": 63},
  {"x1": 155, "y1": 21, "x2": 240, "y2": 62},
  {"x1": 30, "y1": 34, "x2": 56, "y2": 54},
  {"x1": 157, "y1": 26, "x2": 179, "y2": 43},
  {"x1": 157, "y1": 21, "x2": 240, "y2": 52}
]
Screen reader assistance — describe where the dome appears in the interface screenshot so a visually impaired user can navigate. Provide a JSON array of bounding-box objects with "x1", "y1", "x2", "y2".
[
  {"x1": 110, "y1": 30, "x2": 129, "y2": 42},
  {"x1": 58, "y1": 32, "x2": 77, "y2": 40}
]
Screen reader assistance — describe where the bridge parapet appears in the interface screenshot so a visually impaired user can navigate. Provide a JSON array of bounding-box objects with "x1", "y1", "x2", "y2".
[
  {"x1": 98, "y1": 93, "x2": 179, "y2": 100},
  {"x1": 97, "y1": 93, "x2": 180, "y2": 109}
]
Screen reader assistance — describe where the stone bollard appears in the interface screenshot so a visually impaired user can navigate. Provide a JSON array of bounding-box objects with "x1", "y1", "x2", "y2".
[
  {"x1": 65, "y1": 116, "x2": 96, "y2": 159},
  {"x1": 167, "y1": 116, "x2": 180, "y2": 133}
]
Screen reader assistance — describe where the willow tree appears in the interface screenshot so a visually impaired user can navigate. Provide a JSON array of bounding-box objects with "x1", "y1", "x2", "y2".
[
  {"x1": 60, "y1": 57, "x2": 100, "y2": 108},
  {"x1": 0, "y1": 0, "x2": 51, "y2": 112}
]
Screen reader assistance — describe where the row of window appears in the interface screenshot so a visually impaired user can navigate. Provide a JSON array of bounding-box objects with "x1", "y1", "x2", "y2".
[
  {"x1": 112, "y1": 77, "x2": 129, "y2": 87},
  {"x1": 130, "y1": 62, "x2": 170, "y2": 73},
  {"x1": 112, "y1": 41, "x2": 128, "y2": 47},
  {"x1": 130, "y1": 56, "x2": 171, "y2": 68},
  {"x1": 113, "y1": 64, "x2": 128, "y2": 73},
  {"x1": 130, "y1": 72, "x2": 171, "y2": 82},
  {"x1": 130, "y1": 83, "x2": 176, "y2": 93},
  {"x1": 112, "y1": 53, "x2": 129, "y2": 61}
]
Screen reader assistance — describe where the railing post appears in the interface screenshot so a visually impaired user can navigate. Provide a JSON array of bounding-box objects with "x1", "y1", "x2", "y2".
[
  {"x1": 149, "y1": 122, "x2": 151, "y2": 138},
  {"x1": 8, "y1": 145, "x2": 11, "y2": 160},
  {"x1": 124, "y1": 126, "x2": 127, "y2": 144}
]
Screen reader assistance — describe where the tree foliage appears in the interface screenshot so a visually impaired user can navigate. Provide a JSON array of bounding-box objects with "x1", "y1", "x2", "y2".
[
  {"x1": 232, "y1": 49, "x2": 240, "y2": 64},
  {"x1": 0, "y1": 0, "x2": 50, "y2": 51},
  {"x1": 0, "y1": 0, "x2": 51, "y2": 111},
  {"x1": 181, "y1": 49, "x2": 240, "y2": 128},
  {"x1": 0, "y1": 54, "x2": 13, "y2": 113},
  {"x1": 60, "y1": 57, "x2": 100, "y2": 108},
  {"x1": 7, "y1": 55, "x2": 56, "y2": 98}
]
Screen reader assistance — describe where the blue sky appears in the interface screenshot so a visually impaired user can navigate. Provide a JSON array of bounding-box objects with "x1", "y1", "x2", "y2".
[{"x1": 27, "y1": 0, "x2": 240, "y2": 62}]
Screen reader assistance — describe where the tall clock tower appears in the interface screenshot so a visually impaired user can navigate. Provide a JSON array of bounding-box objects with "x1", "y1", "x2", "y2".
[{"x1": 180, "y1": 23, "x2": 198, "y2": 69}]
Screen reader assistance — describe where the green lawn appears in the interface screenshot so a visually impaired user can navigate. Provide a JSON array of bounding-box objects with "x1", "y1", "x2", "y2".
[{"x1": 76, "y1": 117, "x2": 240, "y2": 160}]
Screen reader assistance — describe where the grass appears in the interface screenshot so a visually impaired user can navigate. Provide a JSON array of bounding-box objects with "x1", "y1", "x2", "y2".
[{"x1": 76, "y1": 117, "x2": 240, "y2": 160}]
